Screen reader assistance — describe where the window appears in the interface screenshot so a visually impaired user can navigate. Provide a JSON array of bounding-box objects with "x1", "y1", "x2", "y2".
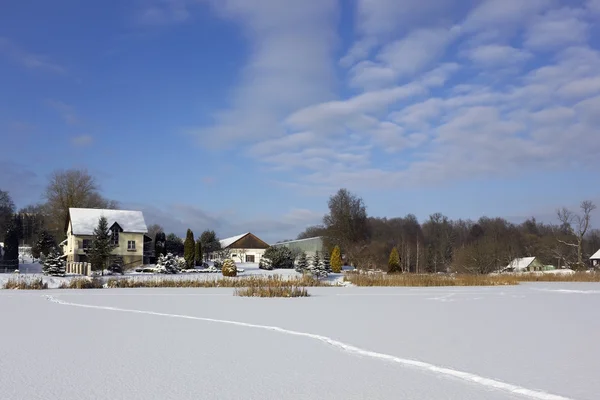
[
  {"x1": 127, "y1": 240, "x2": 136, "y2": 251},
  {"x1": 246, "y1": 254, "x2": 255, "y2": 263},
  {"x1": 111, "y1": 228, "x2": 119, "y2": 246},
  {"x1": 82, "y1": 239, "x2": 92, "y2": 250}
]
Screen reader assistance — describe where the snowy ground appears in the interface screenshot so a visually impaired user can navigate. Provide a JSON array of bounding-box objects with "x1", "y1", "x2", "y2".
[{"x1": 1, "y1": 283, "x2": 598, "y2": 400}]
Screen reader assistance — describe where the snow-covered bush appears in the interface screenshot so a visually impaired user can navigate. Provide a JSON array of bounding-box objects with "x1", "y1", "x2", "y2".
[
  {"x1": 156, "y1": 253, "x2": 180, "y2": 274},
  {"x1": 175, "y1": 255, "x2": 187, "y2": 270},
  {"x1": 213, "y1": 259, "x2": 223, "y2": 270},
  {"x1": 42, "y1": 248, "x2": 65, "y2": 277},
  {"x1": 321, "y1": 251, "x2": 331, "y2": 272},
  {"x1": 261, "y1": 246, "x2": 294, "y2": 269},
  {"x1": 222, "y1": 259, "x2": 237, "y2": 277},
  {"x1": 308, "y1": 253, "x2": 328, "y2": 279},
  {"x1": 295, "y1": 252, "x2": 309, "y2": 273},
  {"x1": 259, "y1": 257, "x2": 273, "y2": 270}
]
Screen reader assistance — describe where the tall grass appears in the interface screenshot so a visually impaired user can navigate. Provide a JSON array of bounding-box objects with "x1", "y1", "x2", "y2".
[
  {"x1": 59, "y1": 277, "x2": 104, "y2": 289},
  {"x1": 235, "y1": 285, "x2": 310, "y2": 297},
  {"x1": 2, "y1": 277, "x2": 48, "y2": 290},
  {"x1": 513, "y1": 272, "x2": 600, "y2": 282},
  {"x1": 344, "y1": 273, "x2": 520, "y2": 287}
]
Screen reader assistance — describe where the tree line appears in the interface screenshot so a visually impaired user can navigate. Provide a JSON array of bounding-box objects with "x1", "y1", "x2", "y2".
[{"x1": 297, "y1": 189, "x2": 599, "y2": 273}]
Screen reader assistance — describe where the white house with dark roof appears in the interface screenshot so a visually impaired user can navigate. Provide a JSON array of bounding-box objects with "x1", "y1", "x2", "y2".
[
  {"x1": 215, "y1": 232, "x2": 270, "y2": 263},
  {"x1": 590, "y1": 249, "x2": 600, "y2": 268},
  {"x1": 62, "y1": 208, "x2": 149, "y2": 268},
  {"x1": 502, "y1": 257, "x2": 545, "y2": 272}
]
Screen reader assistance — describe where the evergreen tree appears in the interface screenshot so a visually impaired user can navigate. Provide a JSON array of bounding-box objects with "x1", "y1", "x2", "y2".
[
  {"x1": 258, "y1": 256, "x2": 273, "y2": 270},
  {"x1": 156, "y1": 253, "x2": 179, "y2": 274},
  {"x1": 388, "y1": 247, "x2": 401, "y2": 273},
  {"x1": 3, "y1": 222, "x2": 19, "y2": 261},
  {"x1": 165, "y1": 233, "x2": 184, "y2": 256},
  {"x1": 199, "y1": 230, "x2": 221, "y2": 261},
  {"x1": 195, "y1": 240, "x2": 203, "y2": 266},
  {"x1": 183, "y1": 229, "x2": 195, "y2": 268},
  {"x1": 321, "y1": 250, "x2": 331, "y2": 272},
  {"x1": 34, "y1": 230, "x2": 56, "y2": 258},
  {"x1": 42, "y1": 248, "x2": 65, "y2": 276},
  {"x1": 295, "y1": 252, "x2": 309, "y2": 273},
  {"x1": 89, "y1": 216, "x2": 116, "y2": 275},
  {"x1": 330, "y1": 245, "x2": 342, "y2": 273},
  {"x1": 13, "y1": 214, "x2": 24, "y2": 243},
  {"x1": 308, "y1": 252, "x2": 328, "y2": 278},
  {"x1": 154, "y1": 231, "x2": 166, "y2": 258}
]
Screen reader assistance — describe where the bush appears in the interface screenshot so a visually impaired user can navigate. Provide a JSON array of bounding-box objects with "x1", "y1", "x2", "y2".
[
  {"x1": 213, "y1": 259, "x2": 223, "y2": 270},
  {"x1": 262, "y1": 246, "x2": 294, "y2": 269},
  {"x1": 2, "y1": 277, "x2": 47, "y2": 290},
  {"x1": 388, "y1": 247, "x2": 401, "y2": 273},
  {"x1": 259, "y1": 257, "x2": 273, "y2": 270},
  {"x1": 108, "y1": 262, "x2": 123, "y2": 275},
  {"x1": 222, "y1": 259, "x2": 237, "y2": 277},
  {"x1": 156, "y1": 253, "x2": 180, "y2": 274}
]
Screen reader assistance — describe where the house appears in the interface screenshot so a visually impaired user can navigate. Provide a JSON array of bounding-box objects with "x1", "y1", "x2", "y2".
[
  {"x1": 502, "y1": 257, "x2": 545, "y2": 272},
  {"x1": 590, "y1": 249, "x2": 600, "y2": 268},
  {"x1": 216, "y1": 232, "x2": 270, "y2": 263},
  {"x1": 271, "y1": 236, "x2": 324, "y2": 259},
  {"x1": 62, "y1": 208, "x2": 150, "y2": 268}
]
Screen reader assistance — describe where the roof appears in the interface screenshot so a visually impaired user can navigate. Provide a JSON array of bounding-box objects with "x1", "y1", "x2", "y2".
[
  {"x1": 591, "y1": 249, "x2": 600, "y2": 260},
  {"x1": 504, "y1": 257, "x2": 536, "y2": 271},
  {"x1": 220, "y1": 233, "x2": 250, "y2": 248},
  {"x1": 69, "y1": 208, "x2": 147, "y2": 236},
  {"x1": 271, "y1": 236, "x2": 323, "y2": 246}
]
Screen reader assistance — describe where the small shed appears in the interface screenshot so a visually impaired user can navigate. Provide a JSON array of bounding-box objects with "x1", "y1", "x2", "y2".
[
  {"x1": 590, "y1": 249, "x2": 600, "y2": 268},
  {"x1": 503, "y1": 257, "x2": 544, "y2": 272}
]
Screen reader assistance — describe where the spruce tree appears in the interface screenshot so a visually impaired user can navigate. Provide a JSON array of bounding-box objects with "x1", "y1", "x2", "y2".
[
  {"x1": 388, "y1": 247, "x2": 401, "y2": 273},
  {"x1": 89, "y1": 216, "x2": 115, "y2": 275},
  {"x1": 35, "y1": 230, "x2": 56, "y2": 258},
  {"x1": 321, "y1": 250, "x2": 331, "y2": 272},
  {"x1": 308, "y1": 252, "x2": 328, "y2": 278},
  {"x1": 295, "y1": 252, "x2": 309, "y2": 273},
  {"x1": 183, "y1": 229, "x2": 195, "y2": 268},
  {"x1": 156, "y1": 253, "x2": 179, "y2": 274},
  {"x1": 330, "y1": 245, "x2": 342, "y2": 273},
  {"x1": 195, "y1": 240, "x2": 203, "y2": 266},
  {"x1": 42, "y1": 248, "x2": 65, "y2": 276}
]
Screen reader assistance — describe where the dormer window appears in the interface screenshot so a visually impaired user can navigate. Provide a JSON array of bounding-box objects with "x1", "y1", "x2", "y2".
[{"x1": 111, "y1": 226, "x2": 120, "y2": 246}]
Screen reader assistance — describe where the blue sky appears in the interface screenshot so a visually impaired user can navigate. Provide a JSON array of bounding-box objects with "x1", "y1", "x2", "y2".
[{"x1": 1, "y1": 0, "x2": 600, "y2": 242}]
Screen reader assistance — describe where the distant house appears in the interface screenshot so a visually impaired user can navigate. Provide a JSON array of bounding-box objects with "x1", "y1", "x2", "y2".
[
  {"x1": 503, "y1": 257, "x2": 545, "y2": 272},
  {"x1": 271, "y1": 236, "x2": 324, "y2": 259},
  {"x1": 216, "y1": 232, "x2": 270, "y2": 263},
  {"x1": 590, "y1": 249, "x2": 600, "y2": 268},
  {"x1": 62, "y1": 208, "x2": 150, "y2": 268}
]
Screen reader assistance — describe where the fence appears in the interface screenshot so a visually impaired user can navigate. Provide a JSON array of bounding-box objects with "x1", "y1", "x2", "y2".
[
  {"x1": 66, "y1": 262, "x2": 91, "y2": 276},
  {"x1": 0, "y1": 260, "x2": 19, "y2": 273}
]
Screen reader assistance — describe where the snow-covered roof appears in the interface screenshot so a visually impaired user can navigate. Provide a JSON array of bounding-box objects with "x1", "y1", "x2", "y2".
[
  {"x1": 504, "y1": 257, "x2": 536, "y2": 271},
  {"x1": 219, "y1": 232, "x2": 250, "y2": 249},
  {"x1": 590, "y1": 249, "x2": 600, "y2": 260},
  {"x1": 69, "y1": 208, "x2": 147, "y2": 236}
]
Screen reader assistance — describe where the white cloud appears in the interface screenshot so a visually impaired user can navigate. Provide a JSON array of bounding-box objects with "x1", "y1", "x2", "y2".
[
  {"x1": 464, "y1": 44, "x2": 532, "y2": 67},
  {"x1": 188, "y1": 0, "x2": 338, "y2": 147},
  {"x1": 588, "y1": 0, "x2": 600, "y2": 14},
  {"x1": 524, "y1": 7, "x2": 589, "y2": 50},
  {"x1": 462, "y1": 0, "x2": 555, "y2": 32},
  {"x1": 0, "y1": 37, "x2": 66, "y2": 74}
]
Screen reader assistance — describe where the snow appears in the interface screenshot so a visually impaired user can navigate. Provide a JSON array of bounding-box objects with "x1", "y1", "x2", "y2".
[
  {"x1": 1, "y1": 283, "x2": 599, "y2": 400},
  {"x1": 219, "y1": 232, "x2": 249, "y2": 248},
  {"x1": 504, "y1": 257, "x2": 536, "y2": 272},
  {"x1": 590, "y1": 249, "x2": 600, "y2": 260},
  {"x1": 69, "y1": 208, "x2": 147, "y2": 235}
]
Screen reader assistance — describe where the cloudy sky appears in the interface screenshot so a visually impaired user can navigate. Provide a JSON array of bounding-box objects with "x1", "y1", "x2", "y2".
[{"x1": 1, "y1": 0, "x2": 600, "y2": 242}]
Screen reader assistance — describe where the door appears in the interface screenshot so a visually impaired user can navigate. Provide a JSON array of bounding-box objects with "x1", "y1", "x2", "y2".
[{"x1": 246, "y1": 254, "x2": 255, "y2": 263}]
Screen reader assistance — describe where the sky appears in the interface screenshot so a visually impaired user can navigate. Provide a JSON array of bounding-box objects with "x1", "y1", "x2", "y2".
[{"x1": 1, "y1": 0, "x2": 600, "y2": 243}]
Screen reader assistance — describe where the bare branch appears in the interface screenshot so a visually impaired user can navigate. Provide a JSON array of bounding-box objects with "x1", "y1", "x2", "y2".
[{"x1": 556, "y1": 238, "x2": 578, "y2": 248}]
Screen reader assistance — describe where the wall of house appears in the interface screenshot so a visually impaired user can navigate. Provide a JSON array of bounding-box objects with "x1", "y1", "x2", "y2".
[
  {"x1": 65, "y1": 231, "x2": 145, "y2": 267},
  {"x1": 229, "y1": 248, "x2": 266, "y2": 263}
]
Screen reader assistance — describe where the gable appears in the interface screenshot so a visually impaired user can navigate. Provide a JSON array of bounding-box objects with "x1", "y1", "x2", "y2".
[
  {"x1": 224, "y1": 233, "x2": 270, "y2": 250},
  {"x1": 69, "y1": 208, "x2": 147, "y2": 236}
]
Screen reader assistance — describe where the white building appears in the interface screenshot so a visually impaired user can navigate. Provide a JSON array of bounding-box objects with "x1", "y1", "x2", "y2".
[
  {"x1": 590, "y1": 249, "x2": 600, "y2": 268},
  {"x1": 216, "y1": 232, "x2": 269, "y2": 263}
]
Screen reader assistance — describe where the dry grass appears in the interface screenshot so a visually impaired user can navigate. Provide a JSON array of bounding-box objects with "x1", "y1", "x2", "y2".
[
  {"x1": 344, "y1": 273, "x2": 520, "y2": 287},
  {"x1": 103, "y1": 274, "x2": 325, "y2": 289},
  {"x1": 513, "y1": 272, "x2": 600, "y2": 282},
  {"x1": 2, "y1": 277, "x2": 48, "y2": 290},
  {"x1": 59, "y1": 277, "x2": 104, "y2": 289},
  {"x1": 234, "y1": 285, "x2": 310, "y2": 297}
]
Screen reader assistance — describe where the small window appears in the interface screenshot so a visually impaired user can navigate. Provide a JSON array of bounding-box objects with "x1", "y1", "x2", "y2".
[
  {"x1": 82, "y1": 239, "x2": 92, "y2": 250},
  {"x1": 111, "y1": 229, "x2": 120, "y2": 246},
  {"x1": 127, "y1": 240, "x2": 136, "y2": 251}
]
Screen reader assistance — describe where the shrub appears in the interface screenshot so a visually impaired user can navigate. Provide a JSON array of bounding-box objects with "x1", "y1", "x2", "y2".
[
  {"x1": 235, "y1": 285, "x2": 309, "y2": 297},
  {"x1": 262, "y1": 246, "x2": 294, "y2": 269},
  {"x1": 213, "y1": 259, "x2": 223, "y2": 270},
  {"x1": 2, "y1": 277, "x2": 47, "y2": 290},
  {"x1": 259, "y1": 257, "x2": 273, "y2": 270},
  {"x1": 156, "y1": 253, "x2": 180, "y2": 274},
  {"x1": 388, "y1": 247, "x2": 401, "y2": 273},
  {"x1": 222, "y1": 259, "x2": 237, "y2": 277},
  {"x1": 330, "y1": 246, "x2": 342, "y2": 273},
  {"x1": 60, "y1": 277, "x2": 104, "y2": 289}
]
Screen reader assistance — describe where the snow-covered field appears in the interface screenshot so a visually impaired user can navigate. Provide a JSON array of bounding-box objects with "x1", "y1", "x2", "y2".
[{"x1": 1, "y1": 283, "x2": 598, "y2": 400}]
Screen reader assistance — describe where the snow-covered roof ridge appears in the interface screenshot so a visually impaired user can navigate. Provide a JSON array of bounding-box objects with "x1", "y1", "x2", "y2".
[
  {"x1": 219, "y1": 232, "x2": 250, "y2": 249},
  {"x1": 69, "y1": 208, "x2": 148, "y2": 236},
  {"x1": 590, "y1": 249, "x2": 600, "y2": 260},
  {"x1": 505, "y1": 257, "x2": 536, "y2": 271}
]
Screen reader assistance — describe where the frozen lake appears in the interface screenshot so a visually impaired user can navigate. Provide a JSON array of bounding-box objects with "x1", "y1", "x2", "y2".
[{"x1": 1, "y1": 283, "x2": 598, "y2": 400}]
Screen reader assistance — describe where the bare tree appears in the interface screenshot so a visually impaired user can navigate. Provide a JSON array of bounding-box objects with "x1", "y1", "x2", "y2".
[
  {"x1": 43, "y1": 169, "x2": 118, "y2": 237},
  {"x1": 236, "y1": 248, "x2": 247, "y2": 263},
  {"x1": 556, "y1": 200, "x2": 596, "y2": 268}
]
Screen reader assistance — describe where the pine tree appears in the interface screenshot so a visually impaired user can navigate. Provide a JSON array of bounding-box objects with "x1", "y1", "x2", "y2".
[
  {"x1": 295, "y1": 252, "x2": 309, "y2": 273},
  {"x1": 154, "y1": 231, "x2": 166, "y2": 258},
  {"x1": 388, "y1": 246, "x2": 401, "y2": 273},
  {"x1": 3, "y1": 222, "x2": 19, "y2": 261},
  {"x1": 184, "y1": 229, "x2": 195, "y2": 268},
  {"x1": 34, "y1": 230, "x2": 56, "y2": 258},
  {"x1": 330, "y1": 245, "x2": 342, "y2": 273},
  {"x1": 89, "y1": 216, "x2": 116, "y2": 275},
  {"x1": 195, "y1": 240, "x2": 203, "y2": 266},
  {"x1": 308, "y1": 252, "x2": 328, "y2": 278},
  {"x1": 156, "y1": 253, "x2": 179, "y2": 274},
  {"x1": 42, "y1": 248, "x2": 65, "y2": 276},
  {"x1": 321, "y1": 250, "x2": 331, "y2": 272}
]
